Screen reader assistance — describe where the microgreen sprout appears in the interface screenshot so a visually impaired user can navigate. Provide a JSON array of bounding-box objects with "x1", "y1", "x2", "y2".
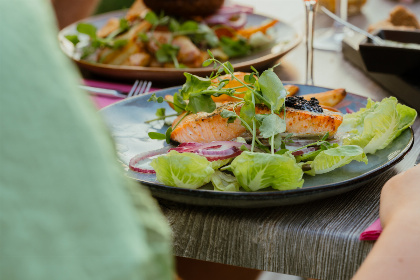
[{"x1": 147, "y1": 52, "x2": 290, "y2": 151}]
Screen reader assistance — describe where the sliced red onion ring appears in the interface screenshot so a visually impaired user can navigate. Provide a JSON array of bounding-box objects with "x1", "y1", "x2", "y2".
[
  {"x1": 129, "y1": 146, "x2": 171, "y2": 174},
  {"x1": 173, "y1": 141, "x2": 251, "y2": 161},
  {"x1": 169, "y1": 142, "x2": 201, "y2": 152},
  {"x1": 130, "y1": 141, "x2": 251, "y2": 174},
  {"x1": 205, "y1": 12, "x2": 247, "y2": 30},
  {"x1": 291, "y1": 147, "x2": 318, "y2": 156},
  {"x1": 217, "y1": 5, "x2": 254, "y2": 15},
  {"x1": 285, "y1": 138, "x2": 339, "y2": 148},
  {"x1": 346, "y1": 107, "x2": 355, "y2": 113},
  {"x1": 285, "y1": 139, "x2": 321, "y2": 147}
]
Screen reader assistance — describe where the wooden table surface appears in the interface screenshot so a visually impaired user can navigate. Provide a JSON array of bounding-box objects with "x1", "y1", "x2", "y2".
[{"x1": 158, "y1": 1, "x2": 420, "y2": 279}]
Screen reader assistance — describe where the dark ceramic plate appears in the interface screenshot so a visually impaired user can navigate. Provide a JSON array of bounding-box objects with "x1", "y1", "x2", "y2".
[
  {"x1": 58, "y1": 10, "x2": 301, "y2": 84},
  {"x1": 101, "y1": 85, "x2": 414, "y2": 208},
  {"x1": 359, "y1": 29, "x2": 420, "y2": 76}
]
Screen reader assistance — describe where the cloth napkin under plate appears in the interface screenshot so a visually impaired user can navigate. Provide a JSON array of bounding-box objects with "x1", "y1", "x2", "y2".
[
  {"x1": 92, "y1": 95, "x2": 124, "y2": 108},
  {"x1": 360, "y1": 218, "x2": 382, "y2": 241}
]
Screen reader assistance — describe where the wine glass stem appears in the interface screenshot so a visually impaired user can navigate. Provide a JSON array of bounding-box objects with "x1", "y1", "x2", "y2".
[
  {"x1": 304, "y1": 1, "x2": 317, "y2": 85},
  {"x1": 333, "y1": 0, "x2": 348, "y2": 29},
  {"x1": 339, "y1": 0, "x2": 348, "y2": 22}
]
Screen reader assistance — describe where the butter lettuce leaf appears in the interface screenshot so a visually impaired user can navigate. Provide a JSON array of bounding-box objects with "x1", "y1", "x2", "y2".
[
  {"x1": 211, "y1": 171, "x2": 240, "y2": 192},
  {"x1": 307, "y1": 145, "x2": 367, "y2": 175},
  {"x1": 210, "y1": 158, "x2": 233, "y2": 170},
  {"x1": 150, "y1": 151, "x2": 214, "y2": 189},
  {"x1": 338, "y1": 97, "x2": 416, "y2": 154},
  {"x1": 222, "y1": 151, "x2": 304, "y2": 191}
]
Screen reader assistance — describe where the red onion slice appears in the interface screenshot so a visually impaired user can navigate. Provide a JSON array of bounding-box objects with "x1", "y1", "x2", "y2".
[
  {"x1": 205, "y1": 12, "x2": 247, "y2": 30},
  {"x1": 217, "y1": 5, "x2": 254, "y2": 15},
  {"x1": 130, "y1": 141, "x2": 250, "y2": 174},
  {"x1": 175, "y1": 141, "x2": 251, "y2": 161},
  {"x1": 291, "y1": 147, "x2": 318, "y2": 156},
  {"x1": 169, "y1": 142, "x2": 201, "y2": 152},
  {"x1": 129, "y1": 147, "x2": 171, "y2": 174}
]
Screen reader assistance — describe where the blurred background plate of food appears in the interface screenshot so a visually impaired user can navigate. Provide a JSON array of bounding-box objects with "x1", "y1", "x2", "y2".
[
  {"x1": 58, "y1": 0, "x2": 301, "y2": 85},
  {"x1": 367, "y1": 5, "x2": 420, "y2": 33}
]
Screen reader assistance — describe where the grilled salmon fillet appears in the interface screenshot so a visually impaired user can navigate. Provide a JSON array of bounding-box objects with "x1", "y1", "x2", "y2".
[{"x1": 171, "y1": 102, "x2": 343, "y2": 143}]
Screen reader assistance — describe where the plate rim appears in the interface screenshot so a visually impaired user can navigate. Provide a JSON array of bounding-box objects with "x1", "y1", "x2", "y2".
[
  {"x1": 101, "y1": 85, "x2": 415, "y2": 201},
  {"x1": 58, "y1": 10, "x2": 302, "y2": 73}
]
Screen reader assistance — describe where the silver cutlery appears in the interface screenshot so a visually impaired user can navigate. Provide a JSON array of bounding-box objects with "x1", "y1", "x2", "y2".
[
  {"x1": 322, "y1": 8, "x2": 420, "y2": 50},
  {"x1": 80, "y1": 80, "x2": 152, "y2": 98},
  {"x1": 127, "y1": 80, "x2": 152, "y2": 98},
  {"x1": 320, "y1": 6, "x2": 386, "y2": 46}
]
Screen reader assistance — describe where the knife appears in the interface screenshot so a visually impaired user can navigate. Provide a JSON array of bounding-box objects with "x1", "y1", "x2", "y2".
[{"x1": 79, "y1": 85, "x2": 127, "y2": 98}]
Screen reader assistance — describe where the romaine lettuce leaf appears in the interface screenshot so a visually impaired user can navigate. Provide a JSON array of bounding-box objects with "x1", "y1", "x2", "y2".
[
  {"x1": 150, "y1": 151, "x2": 214, "y2": 189},
  {"x1": 339, "y1": 97, "x2": 416, "y2": 154},
  {"x1": 222, "y1": 151, "x2": 304, "y2": 191},
  {"x1": 306, "y1": 145, "x2": 367, "y2": 175},
  {"x1": 211, "y1": 171, "x2": 240, "y2": 192}
]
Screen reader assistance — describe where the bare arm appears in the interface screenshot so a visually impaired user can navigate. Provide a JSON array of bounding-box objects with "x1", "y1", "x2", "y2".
[{"x1": 353, "y1": 164, "x2": 420, "y2": 280}]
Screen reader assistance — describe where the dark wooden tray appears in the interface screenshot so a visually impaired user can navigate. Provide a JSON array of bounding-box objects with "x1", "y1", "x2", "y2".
[
  {"x1": 342, "y1": 32, "x2": 420, "y2": 112},
  {"x1": 359, "y1": 29, "x2": 420, "y2": 76}
]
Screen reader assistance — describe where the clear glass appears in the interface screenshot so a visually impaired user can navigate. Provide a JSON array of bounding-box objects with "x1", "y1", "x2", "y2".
[
  {"x1": 313, "y1": 0, "x2": 348, "y2": 51},
  {"x1": 303, "y1": 0, "x2": 317, "y2": 85}
]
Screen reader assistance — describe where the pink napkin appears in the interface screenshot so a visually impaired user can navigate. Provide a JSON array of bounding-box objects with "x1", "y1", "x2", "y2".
[
  {"x1": 360, "y1": 218, "x2": 383, "y2": 241},
  {"x1": 92, "y1": 95, "x2": 124, "y2": 109}
]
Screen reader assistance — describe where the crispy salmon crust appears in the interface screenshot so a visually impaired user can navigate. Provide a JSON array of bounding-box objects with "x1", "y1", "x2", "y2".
[{"x1": 171, "y1": 103, "x2": 343, "y2": 143}]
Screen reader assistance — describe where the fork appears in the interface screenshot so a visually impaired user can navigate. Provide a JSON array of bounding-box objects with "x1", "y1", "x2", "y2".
[
  {"x1": 127, "y1": 80, "x2": 153, "y2": 98},
  {"x1": 80, "y1": 80, "x2": 152, "y2": 98}
]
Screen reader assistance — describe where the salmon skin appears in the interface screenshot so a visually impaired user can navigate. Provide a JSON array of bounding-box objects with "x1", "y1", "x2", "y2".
[{"x1": 171, "y1": 102, "x2": 343, "y2": 144}]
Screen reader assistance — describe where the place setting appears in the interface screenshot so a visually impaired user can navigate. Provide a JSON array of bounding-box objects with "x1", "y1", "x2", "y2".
[{"x1": 61, "y1": 0, "x2": 416, "y2": 211}]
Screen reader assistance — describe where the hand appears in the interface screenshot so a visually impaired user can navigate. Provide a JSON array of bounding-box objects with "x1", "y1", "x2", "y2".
[
  {"x1": 380, "y1": 163, "x2": 420, "y2": 228},
  {"x1": 354, "y1": 163, "x2": 420, "y2": 280}
]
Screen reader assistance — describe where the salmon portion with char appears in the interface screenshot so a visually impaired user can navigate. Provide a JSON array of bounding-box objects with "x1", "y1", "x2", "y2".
[{"x1": 170, "y1": 102, "x2": 343, "y2": 143}]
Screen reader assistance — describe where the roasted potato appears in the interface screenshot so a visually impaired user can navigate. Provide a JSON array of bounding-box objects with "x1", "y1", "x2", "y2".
[
  {"x1": 285, "y1": 85, "x2": 299, "y2": 96},
  {"x1": 302, "y1": 88, "x2": 346, "y2": 107}
]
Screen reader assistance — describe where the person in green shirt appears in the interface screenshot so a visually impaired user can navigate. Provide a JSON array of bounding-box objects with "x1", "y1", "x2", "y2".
[{"x1": 0, "y1": 1, "x2": 173, "y2": 279}]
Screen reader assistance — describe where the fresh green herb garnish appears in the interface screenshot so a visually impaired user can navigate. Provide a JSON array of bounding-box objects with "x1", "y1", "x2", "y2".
[
  {"x1": 67, "y1": 20, "x2": 131, "y2": 59},
  {"x1": 219, "y1": 36, "x2": 251, "y2": 58},
  {"x1": 148, "y1": 51, "x2": 288, "y2": 151},
  {"x1": 155, "y1": 43, "x2": 180, "y2": 67},
  {"x1": 64, "y1": 35, "x2": 80, "y2": 46}
]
